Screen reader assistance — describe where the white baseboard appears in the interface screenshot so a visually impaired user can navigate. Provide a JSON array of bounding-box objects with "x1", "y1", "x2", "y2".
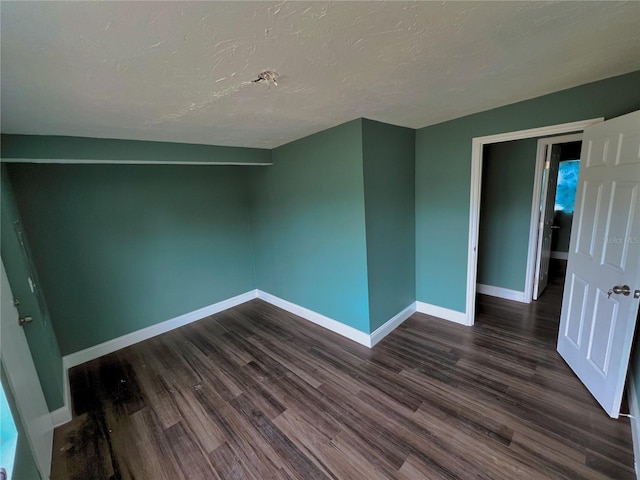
[
  {"x1": 551, "y1": 251, "x2": 569, "y2": 260},
  {"x1": 53, "y1": 289, "x2": 417, "y2": 426},
  {"x1": 628, "y1": 369, "x2": 640, "y2": 479},
  {"x1": 256, "y1": 290, "x2": 371, "y2": 347},
  {"x1": 415, "y1": 301, "x2": 469, "y2": 326},
  {"x1": 50, "y1": 404, "x2": 72, "y2": 427},
  {"x1": 257, "y1": 290, "x2": 415, "y2": 348},
  {"x1": 54, "y1": 289, "x2": 258, "y2": 426},
  {"x1": 63, "y1": 290, "x2": 258, "y2": 369},
  {"x1": 370, "y1": 303, "x2": 416, "y2": 347},
  {"x1": 476, "y1": 284, "x2": 527, "y2": 303}
]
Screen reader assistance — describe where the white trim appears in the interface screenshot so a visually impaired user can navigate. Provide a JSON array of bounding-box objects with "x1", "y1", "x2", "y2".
[
  {"x1": 54, "y1": 289, "x2": 258, "y2": 426},
  {"x1": 369, "y1": 303, "x2": 417, "y2": 347},
  {"x1": 53, "y1": 290, "x2": 417, "y2": 426},
  {"x1": 256, "y1": 290, "x2": 372, "y2": 347},
  {"x1": 628, "y1": 370, "x2": 640, "y2": 479},
  {"x1": 551, "y1": 251, "x2": 569, "y2": 260},
  {"x1": 1, "y1": 158, "x2": 272, "y2": 166},
  {"x1": 466, "y1": 118, "x2": 603, "y2": 326},
  {"x1": 529, "y1": 138, "x2": 549, "y2": 301},
  {"x1": 257, "y1": 291, "x2": 415, "y2": 348},
  {"x1": 476, "y1": 284, "x2": 526, "y2": 303},
  {"x1": 64, "y1": 290, "x2": 258, "y2": 369},
  {"x1": 50, "y1": 405, "x2": 71, "y2": 427},
  {"x1": 52, "y1": 359, "x2": 73, "y2": 427},
  {"x1": 416, "y1": 301, "x2": 469, "y2": 326}
]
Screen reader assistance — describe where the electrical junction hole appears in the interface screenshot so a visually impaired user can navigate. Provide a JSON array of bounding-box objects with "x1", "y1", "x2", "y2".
[{"x1": 253, "y1": 71, "x2": 279, "y2": 86}]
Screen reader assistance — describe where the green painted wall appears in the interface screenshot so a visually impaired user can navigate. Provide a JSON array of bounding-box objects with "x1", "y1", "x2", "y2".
[
  {"x1": 416, "y1": 71, "x2": 640, "y2": 313},
  {"x1": 362, "y1": 119, "x2": 416, "y2": 331},
  {"x1": 7, "y1": 164, "x2": 256, "y2": 355},
  {"x1": 1, "y1": 364, "x2": 42, "y2": 480},
  {"x1": 477, "y1": 139, "x2": 537, "y2": 292},
  {"x1": 249, "y1": 120, "x2": 371, "y2": 332},
  {"x1": 1, "y1": 134, "x2": 272, "y2": 165},
  {"x1": 0, "y1": 166, "x2": 64, "y2": 410}
]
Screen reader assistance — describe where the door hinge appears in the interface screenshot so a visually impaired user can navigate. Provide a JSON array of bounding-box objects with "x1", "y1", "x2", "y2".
[
  {"x1": 18, "y1": 315, "x2": 33, "y2": 326},
  {"x1": 12, "y1": 297, "x2": 20, "y2": 307},
  {"x1": 545, "y1": 160, "x2": 551, "y2": 169}
]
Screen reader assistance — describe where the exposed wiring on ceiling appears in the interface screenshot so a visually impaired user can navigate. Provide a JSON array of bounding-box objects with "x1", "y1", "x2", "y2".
[
  {"x1": 144, "y1": 70, "x2": 281, "y2": 126},
  {"x1": 253, "y1": 70, "x2": 279, "y2": 86}
]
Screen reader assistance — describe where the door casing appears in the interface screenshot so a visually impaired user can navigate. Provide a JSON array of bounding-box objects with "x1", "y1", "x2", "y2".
[{"x1": 466, "y1": 118, "x2": 603, "y2": 326}]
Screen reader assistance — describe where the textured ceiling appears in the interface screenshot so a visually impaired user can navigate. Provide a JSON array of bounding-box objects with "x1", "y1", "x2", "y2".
[{"x1": 1, "y1": 1, "x2": 639, "y2": 148}]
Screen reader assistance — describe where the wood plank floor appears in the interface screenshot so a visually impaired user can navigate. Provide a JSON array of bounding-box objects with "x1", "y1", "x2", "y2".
[{"x1": 51, "y1": 280, "x2": 635, "y2": 479}]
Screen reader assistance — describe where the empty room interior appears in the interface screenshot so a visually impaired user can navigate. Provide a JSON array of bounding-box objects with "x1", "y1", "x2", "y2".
[{"x1": 1, "y1": 2, "x2": 640, "y2": 479}]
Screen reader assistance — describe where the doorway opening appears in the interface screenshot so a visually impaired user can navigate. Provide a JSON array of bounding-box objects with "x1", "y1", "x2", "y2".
[
  {"x1": 475, "y1": 134, "x2": 582, "y2": 306},
  {"x1": 465, "y1": 118, "x2": 604, "y2": 326},
  {"x1": 532, "y1": 135, "x2": 582, "y2": 301}
]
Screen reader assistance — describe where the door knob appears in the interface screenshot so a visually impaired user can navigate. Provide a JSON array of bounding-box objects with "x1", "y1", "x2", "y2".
[{"x1": 607, "y1": 285, "x2": 631, "y2": 298}]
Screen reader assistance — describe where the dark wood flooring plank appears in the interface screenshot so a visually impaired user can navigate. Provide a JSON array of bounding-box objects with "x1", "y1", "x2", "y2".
[
  {"x1": 165, "y1": 421, "x2": 219, "y2": 479},
  {"x1": 209, "y1": 441, "x2": 259, "y2": 480},
  {"x1": 230, "y1": 393, "x2": 329, "y2": 480},
  {"x1": 127, "y1": 407, "x2": 186, "y2": 480}
]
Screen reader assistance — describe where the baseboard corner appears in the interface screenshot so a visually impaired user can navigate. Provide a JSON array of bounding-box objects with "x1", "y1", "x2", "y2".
[
  {"x1": 256, "y1": 290, "x2": 372, "y2": 347},
  {"x1": 369, "y1": 303, "x2": 417, "y2": 347},
  {"x1": 55, "y1": 289, "x2": 258, "y2": 427},
  {"x1": 476, "y1": 283, "x2": 527, "y2": 303},
  {"x1": 415, "y1": 301, "x2": 469, "y2": 326},
  {"x1": 50, "y1": 404, "x2": 72, "y2": 427}
]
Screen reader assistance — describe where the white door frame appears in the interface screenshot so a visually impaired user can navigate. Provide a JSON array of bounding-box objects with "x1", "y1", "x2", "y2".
[
  {"x1": 531, "y1": 133, "x2": 583, "y2": 300},
  {"x1": 466, "y1": 118, "x2": 603, "y2": 326},
  {"x1": 1, "y1": 260, "x2": 53, "y2": 479}
]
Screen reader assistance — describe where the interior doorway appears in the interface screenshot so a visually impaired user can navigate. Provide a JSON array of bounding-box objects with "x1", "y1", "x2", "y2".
[
  {"x1": 532, "y1": 135, "x2": 582, "y2": 300},
  {"x1": 474, "y1": 133, "x2": 583, "y2": 306},
  {"x1": 465, "y1": 118, "x2": 604, "y2": 326}
]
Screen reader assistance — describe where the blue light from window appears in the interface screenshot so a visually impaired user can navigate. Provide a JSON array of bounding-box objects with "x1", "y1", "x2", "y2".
[
  {"x1": 555, "y1": 160, "x2": 579, "y2": 213},
  {"x1": 0, "y1": 381, "x2": 18, "y2": 480}
]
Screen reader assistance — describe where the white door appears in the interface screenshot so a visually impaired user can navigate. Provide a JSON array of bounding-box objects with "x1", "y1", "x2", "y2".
[
  {"x1": 557, "y1": 110, "x2": 640, "y2": 418},
  {"x1": 534, "y1": 144, "x2": 561, "y2": 300},
  {"x1": 1, "y1": 260, "x2": 53, "y2": 478}
]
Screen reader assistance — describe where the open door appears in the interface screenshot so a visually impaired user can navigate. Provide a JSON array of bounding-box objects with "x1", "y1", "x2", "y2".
[
  {"x1": 533, "y1": 144, "x2": 561, "y2": 300},
  {"x1": 1, "y1": 261, "x2": 53, "y2": 478},
  {"x1": 557, "y1": 110, "x2": 640, "y2": 418}
]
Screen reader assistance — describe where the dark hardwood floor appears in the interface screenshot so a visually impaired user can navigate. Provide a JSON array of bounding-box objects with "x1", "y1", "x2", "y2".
[{"x1": 52, "y1": 279, "x2": 635, "y2": 479}]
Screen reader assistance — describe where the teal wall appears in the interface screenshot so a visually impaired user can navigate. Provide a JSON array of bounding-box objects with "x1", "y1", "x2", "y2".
[
  {"x1": 7, "y1": 164, "x2": 256, "y2": 355},
  {"x1": 2, "y1": 72, "x2": 639, "y2": 402},
  {"x1": 0, "y1": 166, "x2": 64, "y2": 410},
  {"x1": 477, "y1": 139, "x2": 537, "y2": 292},
  {"x1": 249, "y1": 120, "x2": 371, "y2": 333},
  {"x1": 1, "y1": 364, "x2": 42, "y2": 480},
  {"x1": 416, "y1": 71, "x2": 640, "y2": 312},
  {"x1": 1, "y1": 134, "x2": 272, "y2": 165},
  {"x1": 362, "y1": 119, "x2": 416, "y2": 331}
]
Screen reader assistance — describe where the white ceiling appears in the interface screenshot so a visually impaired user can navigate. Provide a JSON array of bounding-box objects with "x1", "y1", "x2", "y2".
[{"x1": 1, "y1": 1, "x2": 639, "y2": 149}]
